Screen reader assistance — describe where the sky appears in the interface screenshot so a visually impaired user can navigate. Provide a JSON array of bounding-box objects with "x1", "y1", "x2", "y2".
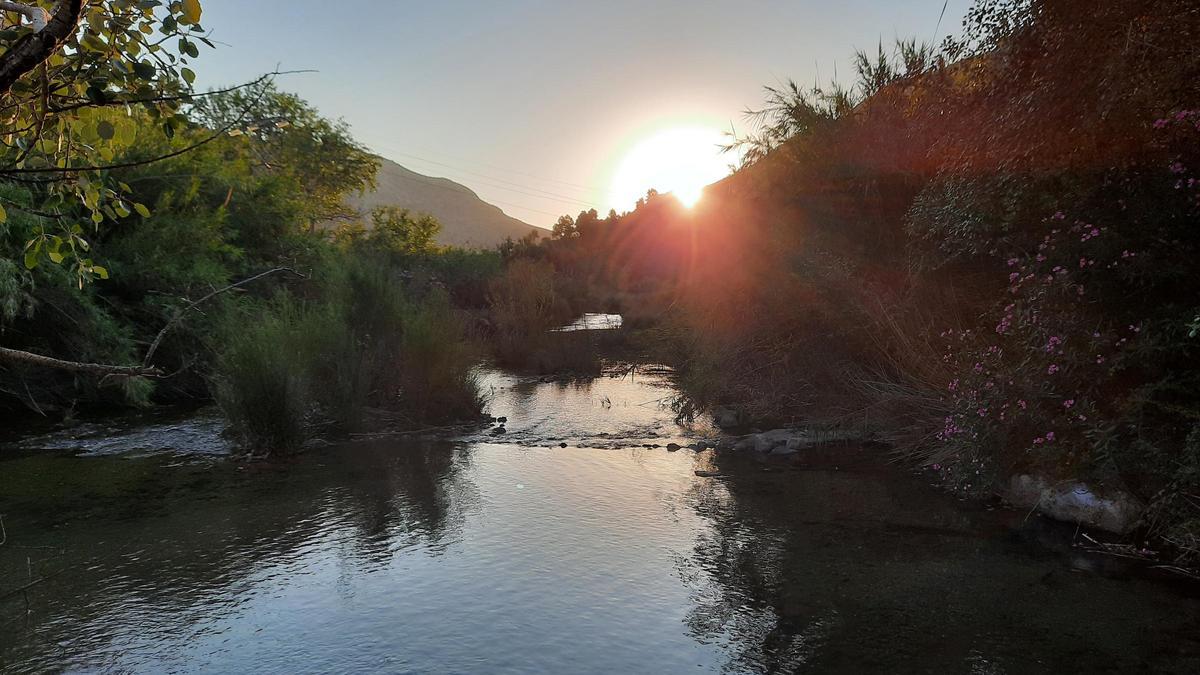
[{"x1": 195, "y1": 1, "x2": 971, "y2": 228}]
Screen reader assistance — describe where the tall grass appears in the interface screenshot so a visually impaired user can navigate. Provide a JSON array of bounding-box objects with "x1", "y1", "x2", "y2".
[{"x1": 213, "y1": 261, "x2": 484, "y2": 454}]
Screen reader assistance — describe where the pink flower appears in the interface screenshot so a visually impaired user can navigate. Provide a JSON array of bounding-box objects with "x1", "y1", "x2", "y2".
[
  {"x1": 1063, "y1": 399, "x2": 1075, "y2": 408},
  {"x1": 1047, "y1": 364, "x2": 1060, "y2": 375},
  {"x1": 1045, "y1": 432, "x2": 1056, "y2": 442}
]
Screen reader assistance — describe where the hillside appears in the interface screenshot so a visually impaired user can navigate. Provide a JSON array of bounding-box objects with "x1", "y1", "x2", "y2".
[{"x1": 347, "y1": 158, "x2": 544, "y2": 248}]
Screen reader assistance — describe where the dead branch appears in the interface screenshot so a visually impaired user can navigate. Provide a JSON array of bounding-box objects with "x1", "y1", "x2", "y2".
[
  {"x1": 0, "y1": 346, "x2": 163, "y2": 377},
  {"x1": 142, "y1": 267, "x2": 306, "y2": 368}
]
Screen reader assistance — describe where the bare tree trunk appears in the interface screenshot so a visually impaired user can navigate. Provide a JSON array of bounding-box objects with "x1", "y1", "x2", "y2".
[{"x1": 0, "y1": 346, "x2": 162, "y2": 377}]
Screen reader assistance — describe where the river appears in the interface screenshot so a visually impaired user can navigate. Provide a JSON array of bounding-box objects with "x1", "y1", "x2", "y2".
[{"x1": 1, "y1": 349, "x2": 1198, "y2": 672}]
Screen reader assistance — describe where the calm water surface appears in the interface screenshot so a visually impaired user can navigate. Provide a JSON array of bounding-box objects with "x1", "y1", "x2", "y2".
[{"x1": 1, "y1": 365, "x2": 1198, "y2": 673}]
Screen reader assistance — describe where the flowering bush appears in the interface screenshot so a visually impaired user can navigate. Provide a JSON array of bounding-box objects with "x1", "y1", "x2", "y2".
[{"x1": 932, "y1": 112, "x2": 1200, "y2": 507}]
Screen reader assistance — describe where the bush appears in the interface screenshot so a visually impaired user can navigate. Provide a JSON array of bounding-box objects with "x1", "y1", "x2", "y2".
[{"x1": 212, "y1": 260, "x2": 485, "y2": 453}]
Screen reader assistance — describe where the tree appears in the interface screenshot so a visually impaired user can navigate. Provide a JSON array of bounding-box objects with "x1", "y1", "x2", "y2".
[
  {"x1": 193, "y1": 84, "x2": 379, "y2": 230},
  {"x1": 551, "y1": 214, "x2": 576, "y2": 239},
  {"x1": 365, "y1": 206, "x2": 440, "y2": 255}
]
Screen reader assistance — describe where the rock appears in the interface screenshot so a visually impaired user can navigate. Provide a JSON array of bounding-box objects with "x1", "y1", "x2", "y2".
[
  {"x1": 1006, "y1": 474, "x2": 1143, "y2": 534},
  {"x1": 711, "y1": 406, "x2": 745, "y2": 430},
  {"x1": 733, "y1": 436, "x2": 757, "y2": 452},
  {"x1": 753, "y1": 429, "x2": 796, "y2": 453},
  {"x1": 491, "y1": 426, "x2": 507, "y2": 435},
  {"x1": 690, "y1": 442, "x2": 710, "y2": 451},
  {"x1": 496, "y1": 417, "x2": 508, "y2": 424},
  {"x1": 559, "y1": 442, "x2": 568, "y2": 448},
  {"x1": 666, "y1": 443, "x2": 682, "y2": 452},
  {"x1": 694, "y1": 470, "x2": 722, "y2": 478}
]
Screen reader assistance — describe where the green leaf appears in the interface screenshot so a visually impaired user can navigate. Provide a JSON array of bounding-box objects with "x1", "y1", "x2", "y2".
[
  {"x1": 178, "y1": 38, "x2": 199, "y2": 58},
  {"x1": 181, "y1": 0, "x2": 203, "y2": 24},
  {"x1": 181, "y1": 67, "x2": 196, "y2": 84},
  {"x1": 133, "y1": 60, "x2": 157, "y2": 80},
  {"x1": 0, "y1": 203, "x2": 6, "y2": 223},
  {"x1": 134, "y1": 203, "x2": 151, "y2": 218},
  {"x1": 24, "y1": 248, "x2": 38, "y2": 270},
  {"x1": 92, "y1": 265, "x2": 109, "y2": 280},
  {"x1": 48, "y1": 250, "x2": 64, "y2": 264}
]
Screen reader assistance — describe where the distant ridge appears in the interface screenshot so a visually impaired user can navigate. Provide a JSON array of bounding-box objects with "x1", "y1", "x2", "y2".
[{"x1": 346, "y1": 157, "x2": 544, "y2": 248}]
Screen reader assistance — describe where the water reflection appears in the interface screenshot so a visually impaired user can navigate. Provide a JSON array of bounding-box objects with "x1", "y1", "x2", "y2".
[
  {"x1": 2, "y1": 375, "x2": 1199, "y2": 672},
  {"x1": 469, "y1": 365, "x2": 711, "y2": 448},
  {"x1": 0, "y1": 440, "x2": 476, "y2": 673}
]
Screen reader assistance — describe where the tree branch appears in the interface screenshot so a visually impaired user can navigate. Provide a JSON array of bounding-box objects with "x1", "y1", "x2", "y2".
[
  {"x1": 0, "y1": 1, "x2": 84, "y2": 96},
  {"x1": 142, "y1": 266, "x2": 306, "y2": 367},
  {"x1": 0, "y1": 2, "x2": 50, "y2": 31},
  {"x1": 1, "y1": 72, "x2": 277, "y2": 175}
]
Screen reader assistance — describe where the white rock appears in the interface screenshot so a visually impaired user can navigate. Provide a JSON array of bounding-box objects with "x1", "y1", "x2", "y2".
[{"x1": 1007, "y1": 475, "x2": 1143, "y2": 534}]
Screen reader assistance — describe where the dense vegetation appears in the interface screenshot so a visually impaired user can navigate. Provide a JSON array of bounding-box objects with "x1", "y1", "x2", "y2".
[
  {"x1": 2, "y1": 0, "x2": 1197, "y2": 561},
  {"x1": 522, "y1": 0, "x2": 1200, "y2": 557},
  {"x1": 0, "y1": 67, "x2": 494, "y2": 450}
]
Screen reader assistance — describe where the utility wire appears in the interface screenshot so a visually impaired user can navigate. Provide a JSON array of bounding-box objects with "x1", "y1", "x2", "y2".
[{"x1": 368, "y1": 142, "x2": 601, "y2": 209}]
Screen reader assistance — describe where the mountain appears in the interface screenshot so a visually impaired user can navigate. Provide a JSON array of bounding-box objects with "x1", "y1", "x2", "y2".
[{"x1": 346, "y1": 157, "x2": 544, "y2": 248}]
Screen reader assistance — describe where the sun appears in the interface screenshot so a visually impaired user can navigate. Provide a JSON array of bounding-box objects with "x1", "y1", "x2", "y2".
[{"x1": 609, "y1": 126, "x2": 731, "y2": 211}]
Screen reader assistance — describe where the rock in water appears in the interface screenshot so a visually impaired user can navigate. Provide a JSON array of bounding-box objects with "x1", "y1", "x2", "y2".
[
  {"x1": 666, "y1": 443, "x2": 682, "y2": 452},
  {"x1": 1006, "y1": 475, "x2": 1143, "y2": 534}
]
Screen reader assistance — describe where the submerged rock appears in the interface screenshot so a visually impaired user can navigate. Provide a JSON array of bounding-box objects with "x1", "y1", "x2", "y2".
[
  {"x1": 1007, "y1": 475, "x2": 1143, "y2": 534},
  {"x1": 666, "y1": 443, "x2": 682, "y2": 452},
  {"x1": 728, "y1": 427, "x2": 870, "y2": 455},
  {"x1": 694, "y1": 470, "x2": 722, "y2": 478}
]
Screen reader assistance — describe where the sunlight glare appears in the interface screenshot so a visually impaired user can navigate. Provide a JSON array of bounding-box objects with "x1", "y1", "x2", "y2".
[{"x1": 609, "y1": 127, "x2": 730, "y2": 211}]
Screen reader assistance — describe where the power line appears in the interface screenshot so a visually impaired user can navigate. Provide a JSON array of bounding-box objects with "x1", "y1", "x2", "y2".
[
  {"x1": 375, "y1": 139, "x2": 599, "y2": 192},
  {"x1": 369, "y1": 142, "x2": 602, "y2": 209},
  {"x1": 367, "y1": 167, "x2": 571, "y2": 219}
]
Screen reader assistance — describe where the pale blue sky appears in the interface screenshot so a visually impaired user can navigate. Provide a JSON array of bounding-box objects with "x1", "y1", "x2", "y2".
[{"x1": 195, "y1": 1, "x2": 970, "y2": 227}]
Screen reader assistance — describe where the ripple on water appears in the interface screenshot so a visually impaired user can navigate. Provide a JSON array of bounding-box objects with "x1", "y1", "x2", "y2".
[{"x1": 1, "y1": 368, "x2": 1198, "y2": 673}]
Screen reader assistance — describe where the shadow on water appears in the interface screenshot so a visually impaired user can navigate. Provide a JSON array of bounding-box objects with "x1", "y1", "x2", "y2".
[{"x1": 683, "y1": 447, "x2": 1200, "y2": 673}]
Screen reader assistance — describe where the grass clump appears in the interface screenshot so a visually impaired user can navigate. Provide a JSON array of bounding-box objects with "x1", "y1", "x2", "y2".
[{"x1": 213, "y1": 262, "x2": 484, "y2": 454}]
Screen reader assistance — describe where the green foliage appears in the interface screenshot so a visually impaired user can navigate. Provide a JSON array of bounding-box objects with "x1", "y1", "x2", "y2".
[
  {"x1": 192, "y1": 84, "x2": 379, "y2": 228},
  {"x1": 1, "y1": 0, "x2": 214, "y2": 282},
  {"x1": 362, "y1": 206, "x2": 440, "y2": 256}
]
